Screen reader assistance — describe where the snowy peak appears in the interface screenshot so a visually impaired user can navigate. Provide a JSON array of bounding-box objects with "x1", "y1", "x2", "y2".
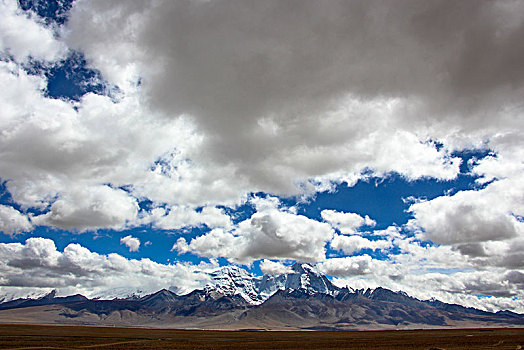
[
  {"x1": 290, "y1": 262, "x2": 321, "y2": 275},
  {"x1": 40, "y1": 290, "x2": 57, "y2": 300},
  {"x1": 202, "y1": 263, "x2": 339, "y2": 305},
  {"x1": 205, "y1": 265, "x2": 264, "y2": 304},
  {"x1": 0, "y1": 291, "x2": 87, "y2": 310},
  {"x1": 92, "y1": 287, "x2": 147, "y2": 300},
  {"x1": 285, "y1": 262, "x2": 339, "y2": 295},
  {"x1": 256, "y1": 262, "x2": 340, "y2": 301}
]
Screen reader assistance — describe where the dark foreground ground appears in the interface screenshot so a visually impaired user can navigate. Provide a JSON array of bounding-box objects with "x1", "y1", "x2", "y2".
[{"x1": 0, "y1": 324, "x2": 522, "y2": 349}]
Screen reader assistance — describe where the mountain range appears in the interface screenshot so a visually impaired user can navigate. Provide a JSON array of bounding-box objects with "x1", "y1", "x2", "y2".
[{"x1": 0, "y1": 263, "x2": 522, "y2": 330}]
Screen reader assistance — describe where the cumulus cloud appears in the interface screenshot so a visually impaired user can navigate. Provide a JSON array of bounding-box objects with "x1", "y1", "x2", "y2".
[
  {"x1": 373, "y1": 226, "x2": 403, "y2": 239},
  {"x1": 317, "y1": 255, "x2": 384, "y2": 277},
  {"x1": 144, "y1": 205, "x2": 232, "y2": 231},
  {"x1": 0, "y1": 205, "x2": 33, "y2": 235},
  {"x1": 65, "y1": 0, "x2": 524, "y2": 200},
  {"x1": 330, "y1": 235, "x2": 392, "y2": 255},
  {"x1": 175, "y1": 206, "x2": 334, "y2": 264},
  {"x1": 0, "y1": 237, "x2": 212, "y2": 299},
  {"x1": 319, "y1": 252, "x2": 524, "y2": 313},
  {"x1": 321, "y1": 209, "x2": 375, "y2": 235},
  {"x1": 407, "y1": 173, "x2": 524, "y2": 271},
  {"x1": 2, "y1": 0, "x2": 522, "y2": 234},
  {"x1": 471, "y1": 132, "x2": 524, "y2": 184},
  {"x1": 120, "y1": 235, "x2": 140, "y2": 252},
  {"x1": 32, "y1": 185, "x2": 139, "y2": 232},
  {"x1": 0, "y1": 0, "x2": 66, "y2": 62},
  {"x1": 0, "y1": 57, "x2": 204, "y2": 230},
  {"x1": 67, "y1": 0, "x2": 524, "y2": 126},
  {"x1": 1, "y1": 235, "x2": 523, "y2": 313},
  {"x1": 259, "y1": 259, "x2": 293, "y2": 275},
  {"x1": 318, "y1": 229, "x2": 524, "y2": 312},
  {"x1": 250, "y1": 195, "x2": 282, "y2": 212},
  {"x1": 409, "y1": 183, "x2": 522, "y2": 245}
]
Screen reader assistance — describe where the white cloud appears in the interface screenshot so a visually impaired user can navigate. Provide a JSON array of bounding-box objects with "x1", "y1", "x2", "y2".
[
  {"x1": 144, "y1": 205, "x2": 232, "y2": 231},
  {"x1": 64, "y1": 0, "x2": 513, "y2": 202},
  {"x1": 0, "y1": 205, "x2": 33, "y2": 235},
  {"x1": 471, "y1": 132, "x2": 524, "y2": 184},
  {"x1": 393, "y1": 239, "x2": 472, "y2": 275},
  {"x1": 405, "y1": 126, "x2": 524, "y2": 272},
  {"x1": 318, "y1": 221, "x2": 524, "y2": 313},
  {"x1": 407, "y1": 175, "x2": 524, "y2": 272},
  {"x1": 0, "y1": 237, "x2": 212, "y2": 299},
  {"x1": 1, "y1": 236, "x2": 523, "y2": 313},
  {"x1": 0, "y1": 0, "x2": 520, "y2": 235},
  {"x1": 175, "y1": 207, "x2": 334, "y2": 264},
  {"x1": 249, "y1": 195, "x2": 281, "y2": 212},
  {"x1": 319, "y1": 252, "x2": 524, "y2": 313},
  {"x1": 409, "y1": 181, "x2": 522, "y2": 245},
  {"x1": 0, "y1": 57, "x2": 220, "y2": 231},
  {"x1": 120, "y1": 235, "x2": 140, "y2": 252},
  {"x1": 373, "y1": 226, "x2": 403, "y2": 239},
  {"x1": 259, "y1": 259, "x2": 293, "y2": 275},
  {"x1": 2, "y1": 0, "x2": 521, "y2": 235},
  {"x1": 32, "y1": 185, "x2": 139, "y2": 232},
  {"x1": 317, "y1": 255, "x2": 386, "y2": 277},
  {"x1": 0, "y1": 0, "x2": 66, "y2": 63},
  {"x1": 330, "y1": 235, "x2": 392, "y2": 255},
  {"x1": 321, "y1": 209, "x2": 375, "y2": 235}
]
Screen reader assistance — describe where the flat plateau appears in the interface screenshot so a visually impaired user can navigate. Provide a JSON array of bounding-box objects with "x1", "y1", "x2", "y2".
[{"x1": 0, "y1": 324, "x2": 522, "y2": 349}]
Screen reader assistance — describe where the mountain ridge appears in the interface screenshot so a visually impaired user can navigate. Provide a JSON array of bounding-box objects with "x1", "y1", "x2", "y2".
[{"x1": 0, "y1": 263, "x2": 522, "y2": 330}]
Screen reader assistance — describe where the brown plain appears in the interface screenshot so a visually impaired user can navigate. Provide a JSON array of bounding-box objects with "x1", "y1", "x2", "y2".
[{"x1": 0, "y1": 324, "x2": 523, "y2": 349}]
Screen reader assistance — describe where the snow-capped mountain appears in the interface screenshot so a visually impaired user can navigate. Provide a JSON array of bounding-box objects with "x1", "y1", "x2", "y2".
[
  {"x1": 1, "y1": 265, "x2": 523, "y2": 330},
  {"x1": 204, "y1": 262, "x2": 340, "y2": 304},
  {"x1": 204, "y1": 265, "x2": 264, "y2": 304},
  {"x1": 90, "y1": 286, "x2": 150, "y2": 300},
  {"x1": 257, "y1": 262, "x2": 340, "y2": 299},
  {"x1": 0, "y1": 289, "x2": 52, "y2": 304}
]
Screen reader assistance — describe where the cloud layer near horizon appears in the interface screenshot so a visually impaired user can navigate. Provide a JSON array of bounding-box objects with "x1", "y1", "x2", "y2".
[
  {"x1": 0, "y1": 237, "x2": 213, "y2": 300},
  {"x1": 1, "y1": 237, "x2": 522, "y2": 313}
]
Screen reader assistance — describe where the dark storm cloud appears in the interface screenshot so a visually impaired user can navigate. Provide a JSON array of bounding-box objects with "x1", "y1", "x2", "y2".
[
  {"x1": 66, "y1": 0, "x2": 524, "y2": 194},
  {"x1": 136, "y1": 0, "x2": 524, "y2": 123}
]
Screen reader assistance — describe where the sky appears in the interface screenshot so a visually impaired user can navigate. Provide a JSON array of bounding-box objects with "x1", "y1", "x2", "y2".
[{"x1": 0, "y1": 0, "x2": 523, "y2": 312}]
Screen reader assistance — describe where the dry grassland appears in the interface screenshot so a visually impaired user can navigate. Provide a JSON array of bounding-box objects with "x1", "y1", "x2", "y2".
[{"x1": 0, "y1": 324, "x2": 522, "y2": 349}]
